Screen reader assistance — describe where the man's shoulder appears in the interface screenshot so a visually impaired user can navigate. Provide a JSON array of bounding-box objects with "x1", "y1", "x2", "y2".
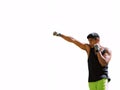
[
  {"x1": 85, "y1": 44, "x2": 91, "y2": 48},
  {"x1": 101, "y1": 46, "x2": 112, "y2": 54},
  {"x1": 101, "y1": 46, "x2": 111, "y2": 51}
]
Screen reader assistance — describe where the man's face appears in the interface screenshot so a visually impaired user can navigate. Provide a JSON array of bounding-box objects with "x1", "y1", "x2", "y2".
[{"x1": 88, "y1": 38, "x2": 99, "y2": 46}]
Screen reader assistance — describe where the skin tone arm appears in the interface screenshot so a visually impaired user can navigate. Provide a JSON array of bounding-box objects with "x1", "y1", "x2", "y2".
[
  {"x1": 53, "y1": 31, "x2": 91, "y2": 54},
  {"x1": 59, "y1": 34, "x2": 88, "y2": 51},
  {"x1": 96, "y1": 48, "x2": 112, "y2": 67}
]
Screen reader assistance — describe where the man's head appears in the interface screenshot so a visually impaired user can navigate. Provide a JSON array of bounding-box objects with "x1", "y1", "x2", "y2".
[
  {"x1": 87, "y1": 32, "x2": 100, "y2": 46},
  {"x1": 87, "y1": 32, "x2": 100, "y2": 39}
]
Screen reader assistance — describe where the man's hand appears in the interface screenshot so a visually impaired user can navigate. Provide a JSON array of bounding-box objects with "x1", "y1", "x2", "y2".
[
  {"x1": 53, "y1": 31, "x2": 61, "y2": 36},
  {"x1": 94, "y1": 44, "x2": 100, "y2": 52}
]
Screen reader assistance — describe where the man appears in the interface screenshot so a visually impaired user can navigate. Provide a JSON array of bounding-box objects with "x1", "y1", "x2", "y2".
[{"x1": 53, "y1": 31, "x2": 111, "y2": 90}]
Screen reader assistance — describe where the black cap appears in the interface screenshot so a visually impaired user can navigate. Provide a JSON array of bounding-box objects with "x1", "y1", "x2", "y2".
[{"x1": 87, "y1": 32, "x2": 100, "y2": 39}]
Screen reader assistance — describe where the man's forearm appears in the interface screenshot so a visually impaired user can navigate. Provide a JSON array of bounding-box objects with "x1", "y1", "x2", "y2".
[
  {"x1": 97, "y1": 52, "x2": 107, "y2": 67},
  {"x1": 60, "y1": 34, "x2": 74, "y2": 42},
  {"x1": 53, "y1": 31, "x2": 74, "y2": 42}
]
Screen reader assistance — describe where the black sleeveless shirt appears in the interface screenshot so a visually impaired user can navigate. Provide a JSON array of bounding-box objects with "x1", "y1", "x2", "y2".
[{"x1": 88, "y1": 48, "x2": 110, "y2": 82}]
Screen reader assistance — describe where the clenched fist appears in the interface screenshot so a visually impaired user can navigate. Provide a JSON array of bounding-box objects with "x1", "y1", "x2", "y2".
[
  {"x1": 94, "y1": 44, "x2": 100, "y2": 52},
  {"x1": 53, "y1": 31, "x2": 61, "y2": 36}
]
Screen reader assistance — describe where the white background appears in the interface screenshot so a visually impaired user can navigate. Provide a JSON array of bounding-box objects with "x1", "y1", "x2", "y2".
[{"x1": 0, "y1": 0, "x2": 120, "y2": 90}]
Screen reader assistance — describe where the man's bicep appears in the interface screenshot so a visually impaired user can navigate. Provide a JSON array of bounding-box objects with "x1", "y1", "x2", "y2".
[{"x1": 103, "y1": 49, "x2": 112, "y2": 62}]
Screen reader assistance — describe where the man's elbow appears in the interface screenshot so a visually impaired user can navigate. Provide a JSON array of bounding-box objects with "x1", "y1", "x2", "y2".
[{"x1": 101, "y1": 61, "x2": 109, "y2": 67}]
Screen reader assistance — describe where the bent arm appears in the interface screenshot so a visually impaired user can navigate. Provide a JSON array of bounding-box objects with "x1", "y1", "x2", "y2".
[{"x1": 97, "y1": 48, "x2": 112, "y2": 67}]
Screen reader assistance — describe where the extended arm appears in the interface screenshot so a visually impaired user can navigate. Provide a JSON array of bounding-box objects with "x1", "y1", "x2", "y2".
[{"x1": 53, "y1": 31, "x2": 87, "y2": 51}]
